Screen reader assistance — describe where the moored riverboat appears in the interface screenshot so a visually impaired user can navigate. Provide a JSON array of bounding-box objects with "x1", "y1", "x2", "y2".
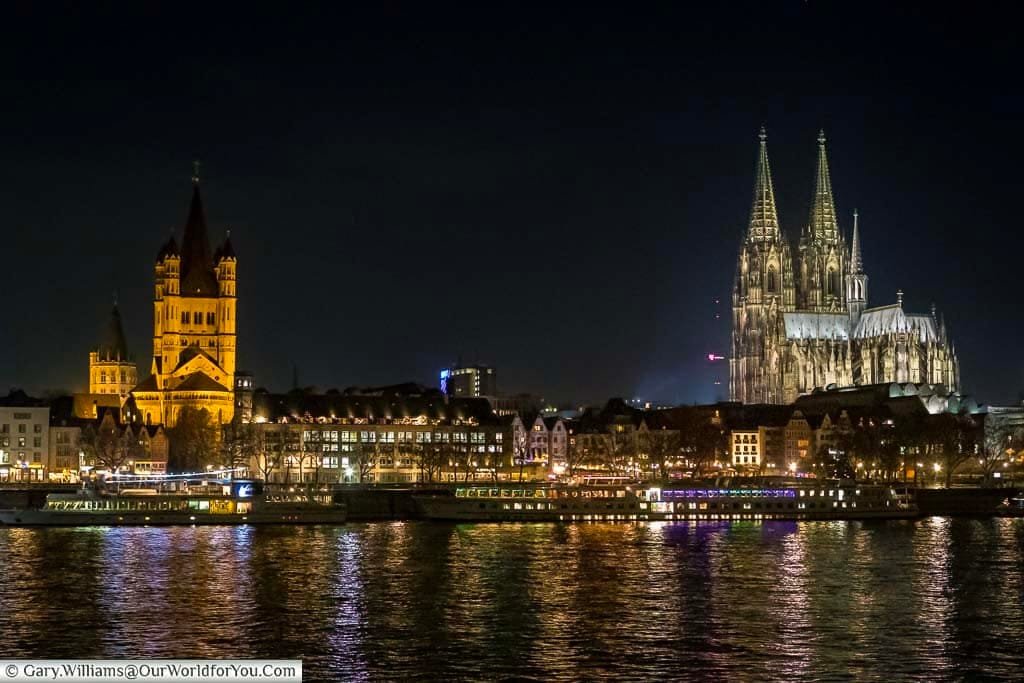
[
  {"x1": 414, "y1": 477, "x2": 916, "y2": 522},
  {"x1": 0, "y1": 481, "x2": 347, "y2": 526}
]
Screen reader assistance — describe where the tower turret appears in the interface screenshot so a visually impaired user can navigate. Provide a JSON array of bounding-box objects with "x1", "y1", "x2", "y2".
[
  {"x1": 846, "y1": 208, "x2": 868, "y2": 326},
  {"x1": 89, "y1": 301, "x2": 138, "y2": 399}
]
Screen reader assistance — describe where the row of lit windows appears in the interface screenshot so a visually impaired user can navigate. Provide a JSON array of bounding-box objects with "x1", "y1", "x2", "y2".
[
  {"x1": 0, "y1": 451, "x2": 42, "y2": 464},
  {"x1": 1, "y1": 424, "x2": 42, "y2": 434},
  {"x1": 98, "y1": 371, "x2": 130, "y2": 384},
  {"x1": 297, "y1": 430, "x2": 501, "y2": 444},
  {"x1": 181, "y1": 311, "x2": 217, "y2": 326},
  {"x1": 159, "y1": 306, "x2": 232, "y2": 325}
]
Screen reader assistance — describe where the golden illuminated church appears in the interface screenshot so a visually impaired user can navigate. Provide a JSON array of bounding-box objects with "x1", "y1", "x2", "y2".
[{"x1": 130, "y1": 170, "x2": 238, "y2": 427}]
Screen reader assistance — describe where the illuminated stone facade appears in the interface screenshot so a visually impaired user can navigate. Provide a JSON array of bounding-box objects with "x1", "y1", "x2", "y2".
[
  {"x1": 730, "y1": 129, "x2": 959, "y2": 404},
  {"x1": 88, "y1": 303, "x2": 137, "y2": 399},
  {"x1": 132, "y1": 174, "x2": 237, "y2": 427}
]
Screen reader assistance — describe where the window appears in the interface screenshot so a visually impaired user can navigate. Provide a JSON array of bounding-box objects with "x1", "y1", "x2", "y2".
[
  {"x1": 33, "y1": 437, "x2": 41, "y2": 448},
  {"x1": 181, "y1": 311, "x2": 188, "y2": 324},
  {"x1": 828, "y1": 269, "x2": 840, "y2": 297},
  {"x1": 206, "y1": 312, "x2": 215, "y2": 325},
  {"x1": 767, "y1": 266, "x2": 777, "y2": 293},
  {"x1": 193, "y1": 311, "x2": 201, "y2": 324},
  {"x1": 18, "y1": 424, "x2": 25, "y2": 434},
  {"x1": 17, "y1": 437, "x2": 25, "y2": 447},
  {"x1": 33, "y1": 424, "x2": 41, "y2": 433}
]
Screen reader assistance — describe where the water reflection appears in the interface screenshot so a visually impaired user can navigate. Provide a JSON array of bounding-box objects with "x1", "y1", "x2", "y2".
[{"x1": 1, "y1": 519, "x2": 1023, "y2": 680}]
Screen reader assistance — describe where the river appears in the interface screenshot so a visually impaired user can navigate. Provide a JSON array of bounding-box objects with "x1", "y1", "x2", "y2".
[{"x1": 1, "y1": 519, "x2": 1023, "y2": 681}]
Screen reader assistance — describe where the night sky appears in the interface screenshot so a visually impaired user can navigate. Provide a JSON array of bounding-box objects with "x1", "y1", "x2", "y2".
[{"x1": 1, "y1": 3, "x2": 1020, "y2": 406}]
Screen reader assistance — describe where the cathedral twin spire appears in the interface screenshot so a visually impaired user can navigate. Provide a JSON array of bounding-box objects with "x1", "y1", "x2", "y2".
[
  {"x1": 747, "y1": 126, "x2": 781, "y2": 243},
  {"x1": 746, "y1": 127, "x2": 848, "y2": 248},
  {"x1": 806, "y1": 130, "x2": 840, "y2": 244}
]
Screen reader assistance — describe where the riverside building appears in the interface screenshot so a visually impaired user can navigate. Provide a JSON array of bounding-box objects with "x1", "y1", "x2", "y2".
[{"x1": 247, "y1": 390, "x2": 512, "y2": 483}]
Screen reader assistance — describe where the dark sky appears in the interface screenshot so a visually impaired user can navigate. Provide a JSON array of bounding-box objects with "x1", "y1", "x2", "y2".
[{"x1": 1, "y1": 3, "x2": 1021, "y2": 406}]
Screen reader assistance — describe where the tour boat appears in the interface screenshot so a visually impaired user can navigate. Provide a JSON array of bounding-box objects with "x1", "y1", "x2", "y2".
[
  {"x1": 0, "y1": 481, "x2": 347, "y2": 526},
  {"x1": 414, "y1": 478, "x2": 917, "y2": 522}
]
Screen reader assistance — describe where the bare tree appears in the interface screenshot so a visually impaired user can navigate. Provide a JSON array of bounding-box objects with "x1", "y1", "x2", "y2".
[
  {"x1": 220, "y1": 421, "x2": 258, "y2": 478},
  {"x1": 167, "y1": 407, "x2": 219, "y2": 473},
  {"x1": 253, "y1": 430, "x2": 282, "y2": 483},
  {"x1": 513, "y1": 425, "x2": 530, "y2": 482},
  {"x1": 351, "y1": 442, "x2": 375, "y2": 483},
  {"x1": 676, "y1": 411, "x2": 727, "y2": 476},
  {"x1": 594, "y1": 431, "x2": 635, "y2": 476},
  {"x1": 932, "y1": 413, "x2": 975, "y2": 487},
  {"x1": 644, "y1": 430, "x2": 682, "y2": 483},
  {"x1": 563, "y1": 432, "x2": 584, "y2": 479},
  {"x1": 980, "y1": 419, "x2": 1022, "y2": 484},
  {"x1": 82, "y1": 416, "x2": 141, "y2": 475}
]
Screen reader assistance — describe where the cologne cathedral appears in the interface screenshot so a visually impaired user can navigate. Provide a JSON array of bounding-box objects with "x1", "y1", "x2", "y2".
[{"x1": 729, "y1": 129, "x2": 959, "y2": 405}]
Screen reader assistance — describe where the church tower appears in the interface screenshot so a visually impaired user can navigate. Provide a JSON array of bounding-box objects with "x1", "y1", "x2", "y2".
[
  {"x1": 88, "y1": 302, "x2": 137, "y2": 399},
  {"x1": 730, "y1": 127, "x2": 794, "y2": 404},
  {"x1": 132, "y1": 166, "x2": 237, "y2": 427},
  {"x1": 797, "y1": 131, "x2": 847, "y2": 311},
  {"x1": 846, "y1": 209, "x2": 868, "y2": 326}
]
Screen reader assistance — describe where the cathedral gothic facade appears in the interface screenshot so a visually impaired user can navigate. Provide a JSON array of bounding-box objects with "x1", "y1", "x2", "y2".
[
  {"x1": 730, "y1": 129, "x2": 959, "y2": 405},
  {"x1": 131, "y1": 173, "x2": 238, "y2": 427}
]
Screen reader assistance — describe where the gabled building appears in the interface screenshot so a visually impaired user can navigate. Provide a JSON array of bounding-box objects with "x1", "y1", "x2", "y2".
[
  {"x1": 132, "y1": 171, "x2": 237, "y2": 427},
  {"x1": 510, "y1": 413, "x2": 569, "y2": 471}
]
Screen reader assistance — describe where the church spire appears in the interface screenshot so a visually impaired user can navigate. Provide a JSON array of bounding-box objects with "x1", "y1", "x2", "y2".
[
  {"x1": 180, "y1": 168, "x2": 219, "y2": 296},
  {"x1": 850, "y1": 208, "x2": 863, "y2": 273},
  {"x1": 747, "y1": 125, "x2": 780, "y2": 243},
  {"x1": 98, "y1": 302, "x2": 130, "y2": 362},
  {"x1": 807, "y1": 129, "x2": 840, "y2": 243}
]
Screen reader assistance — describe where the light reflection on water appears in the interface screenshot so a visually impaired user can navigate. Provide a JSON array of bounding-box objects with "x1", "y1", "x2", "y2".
[{"x1": 1, "y1": 519, "x2": 1023, "y2": 681}]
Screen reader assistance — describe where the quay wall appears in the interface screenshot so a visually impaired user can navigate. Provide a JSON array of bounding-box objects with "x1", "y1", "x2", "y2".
[{"x1": 914, "y1": 487, "x2": 1017, "y2": 516}]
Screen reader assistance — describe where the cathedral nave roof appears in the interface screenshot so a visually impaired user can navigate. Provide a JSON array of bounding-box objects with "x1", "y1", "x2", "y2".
[
  {"x1": 783, "y1": 312, "x2": 850, "y2": 341},
  {"x1": 853, "y1": 305, "x2": 940, "y2": 343}
]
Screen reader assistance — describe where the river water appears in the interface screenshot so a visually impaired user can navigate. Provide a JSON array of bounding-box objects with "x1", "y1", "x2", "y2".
[{"x1": 1, "y1": 519, "x2": 1022, "y2": 681}]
